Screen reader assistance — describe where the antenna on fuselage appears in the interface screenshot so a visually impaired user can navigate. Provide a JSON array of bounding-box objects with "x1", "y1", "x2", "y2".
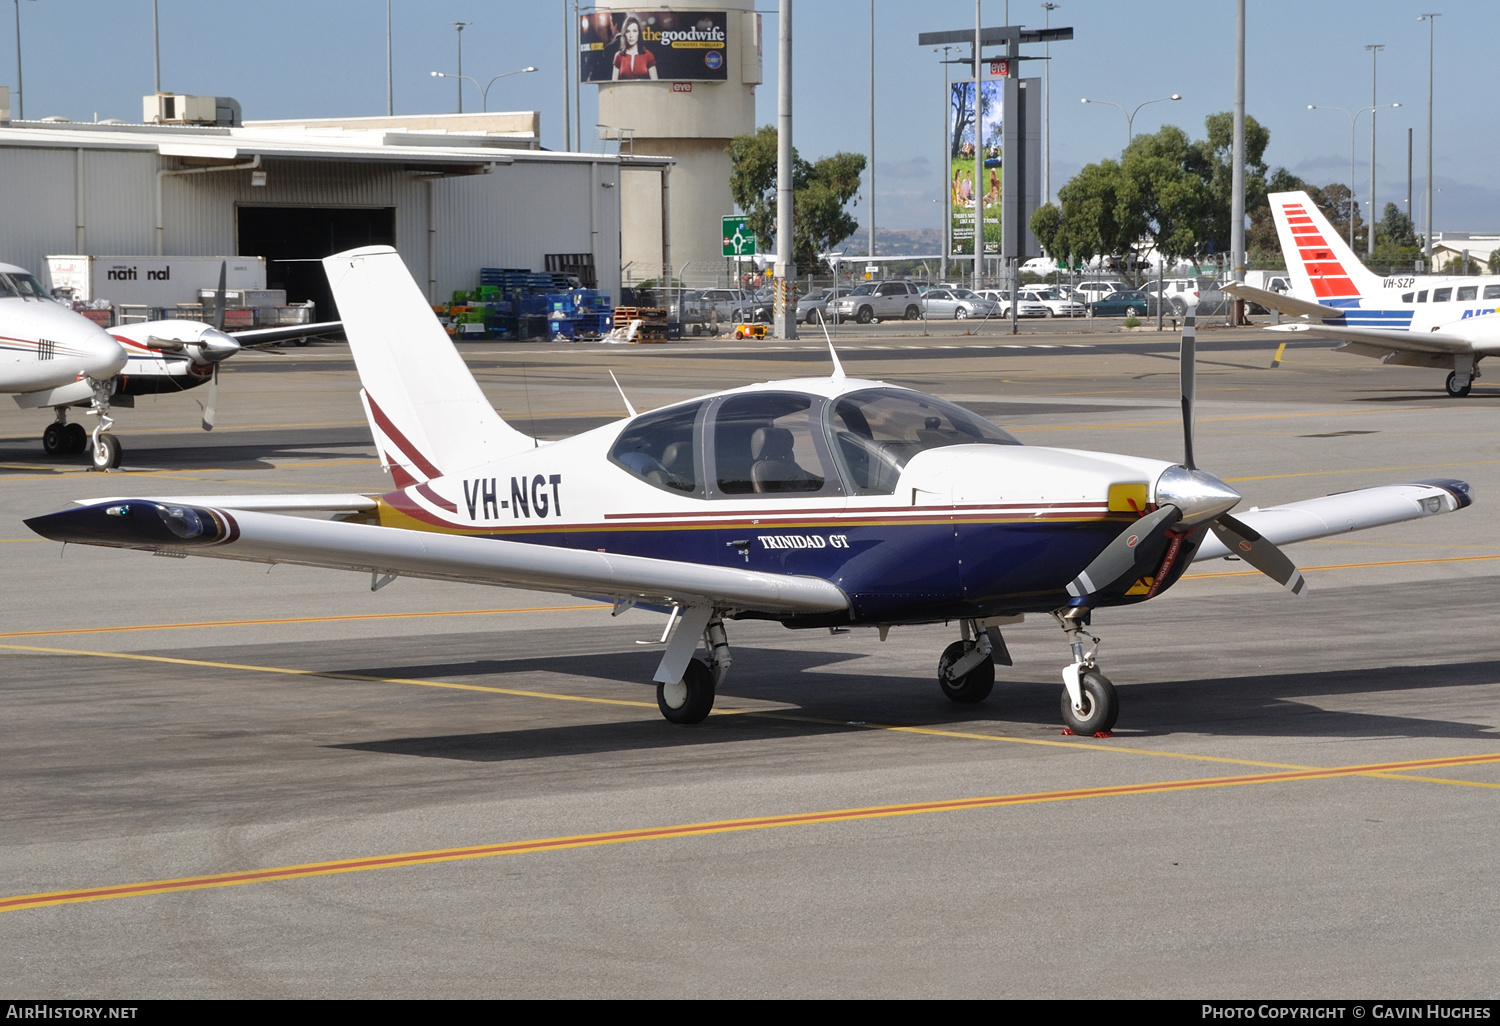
[
  {"x1": 609, "y1": 369, "x2": 637, "y2": 417},
  {"x1": 818, "y1": 317, "x2": 845, "y2": 381}
]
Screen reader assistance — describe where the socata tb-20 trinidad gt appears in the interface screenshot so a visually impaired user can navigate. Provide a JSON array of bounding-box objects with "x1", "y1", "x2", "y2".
[{"x1": 25, "y1": 247, "x2": 1473, "y2": 734}]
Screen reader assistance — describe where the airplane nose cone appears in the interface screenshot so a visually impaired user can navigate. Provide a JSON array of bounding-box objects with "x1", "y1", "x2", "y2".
[
  {"x1": 1155, "y1": 465, "x2": 1241, "y2": 525},
  {"x1": 84, "y1": 330, "x2": 129, "y2": 378}
]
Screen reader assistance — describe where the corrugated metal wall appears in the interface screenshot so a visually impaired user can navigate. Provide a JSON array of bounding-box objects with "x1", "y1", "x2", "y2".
[{"x1": 2, "y1": 141, "x2": 624, "y2": 303}]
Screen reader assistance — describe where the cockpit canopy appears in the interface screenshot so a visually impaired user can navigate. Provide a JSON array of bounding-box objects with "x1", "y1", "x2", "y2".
[
  {"x1": 0, "y1": 272, "x2": 50, "y2": 301},
  {"x1": 609, "y1": 386, "x2": 1020, "y2": 498}
]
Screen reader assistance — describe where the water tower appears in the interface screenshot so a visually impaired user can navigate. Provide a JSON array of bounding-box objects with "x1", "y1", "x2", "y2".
[{"x1": 587, "y1": 2, "x2": 762, "y2": 286}]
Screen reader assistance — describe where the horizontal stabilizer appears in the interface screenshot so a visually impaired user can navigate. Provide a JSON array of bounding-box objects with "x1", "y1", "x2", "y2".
[
  {"x1": 1221, "y1": 283, "x2": 1340, "y2": 320},
  {"x1": 27, "y1": 501, "x2": 851, "y2": 616},
  {"x1": 1192, "y1": 481, "x2": 1471, "y2": 562}
]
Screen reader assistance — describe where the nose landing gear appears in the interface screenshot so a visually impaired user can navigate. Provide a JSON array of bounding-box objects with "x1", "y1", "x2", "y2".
[
  {"x1": 1053, "y1": 608, "x2": 1119, "y2": 736},
  {"x1": 85, "y1": 377, "x2": 123, "y2": 470}
]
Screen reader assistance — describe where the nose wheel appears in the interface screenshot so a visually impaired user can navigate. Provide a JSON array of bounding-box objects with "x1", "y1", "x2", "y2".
[
  {"x1": 1053, "y1": 609, "x2": 1120, "y2": 735},
  {"x1": 84, "y1": 377, "x2": 123, "y2": 470}
]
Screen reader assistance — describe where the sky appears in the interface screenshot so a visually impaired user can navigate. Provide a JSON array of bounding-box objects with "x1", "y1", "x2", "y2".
[{"x1": 6, "y1": 1, "x2": 1496, "y2": 235}]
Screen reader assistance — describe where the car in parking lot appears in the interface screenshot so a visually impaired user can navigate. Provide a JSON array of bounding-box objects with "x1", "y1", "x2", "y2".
[
  {"x1": 797, "y1": 288, "x2": 832, "y2": 324},
  {"x1": 832, "y1": 280, "x2": 924, "y2": 323},
  {"x1": 976, "y1": 289, "x2": 1050, "y2": 317},
  {"x1": 1019, "y1": 287, "x2": 1087, "y2": 317},
  {"x1": 1085, "y1": 288, "x2": 1151, "y2": 317},
  {"x1": 922, "y1": 287, "x2": 1001, "y2": 320}
]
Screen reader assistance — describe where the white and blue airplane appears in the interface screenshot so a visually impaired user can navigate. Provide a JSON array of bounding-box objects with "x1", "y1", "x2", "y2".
[
  {"x1": 25, "y1": 247, "x2": 1473, "y2": 734},
  {"x1": 1224, "y1": 190, "x2": 1500, "y2": 397},
  {"x1": 1, "y1": 260, "x2": 340, "y2": 468}
]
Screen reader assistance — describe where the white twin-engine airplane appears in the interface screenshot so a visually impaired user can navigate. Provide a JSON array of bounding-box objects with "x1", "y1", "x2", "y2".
[
  {"x1": 26, "y1": 247, "x2": 1474, "y2": 734},
  {"x1": 0, "y1": 260, "x2": 340, "y2": 468},
  {"x1": 1224, "y1": 190, "x2": 1500, "y2": 397}
]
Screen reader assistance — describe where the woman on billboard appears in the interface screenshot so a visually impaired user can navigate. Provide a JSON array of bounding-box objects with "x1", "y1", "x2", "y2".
[{"x1": 612, "y1": 16, "x2": 659, "y2": 81}]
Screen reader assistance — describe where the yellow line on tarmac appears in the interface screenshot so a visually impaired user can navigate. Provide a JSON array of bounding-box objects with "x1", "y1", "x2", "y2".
[
  {"x1": 1020, "y1": 408, "x2": 1406, "y2": 433},
  {"x1": 5, "y1": 751, "x2": 1498, "y2": 915},
  {"x1": 1185, "y1": 553, "x2": 1500, "y2": 580},
  {"x1": 1225, "y1": 460, "x2": 1500, "y2": 483}
]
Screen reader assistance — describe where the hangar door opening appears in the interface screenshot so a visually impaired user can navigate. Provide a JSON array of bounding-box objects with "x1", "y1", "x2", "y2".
[{"x1": 237, "y1": 206, "x2": 395, "y2": 320}]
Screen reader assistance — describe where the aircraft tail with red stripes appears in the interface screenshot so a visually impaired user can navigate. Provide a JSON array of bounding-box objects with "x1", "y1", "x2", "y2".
[
  {"x1": 1269, "y1": 191, "x2": 1385, "y2": 306},
  {"x1": 323, "y1": 246, "x2": 535, "y2": 486}
]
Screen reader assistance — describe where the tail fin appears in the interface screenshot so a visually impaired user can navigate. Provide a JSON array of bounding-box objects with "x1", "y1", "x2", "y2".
[
  {"x1": 323, "y1": 246, "x2": 534, "y2": 485},
  {"x1": 1269, "y1": 191, "x2": 1383, "y2": 305}
]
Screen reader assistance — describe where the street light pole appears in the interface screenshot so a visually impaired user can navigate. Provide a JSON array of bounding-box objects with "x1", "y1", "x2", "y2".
[
  {"x1": 15, "y1": 0, "x2": 34, "y2": 120},
  {"x1": 432, "y1": 67, "x2": 537, "y2": 113},
  {"x1": 1419, "y1": 13, "x2": 1440, "y2": 268},
  {"x1": 386, "y1": 0, "x2": 393, "y2": 116},
  {"x1": 1365, "y1": 44, "x2": 1384, "y2": 257},
  {"x1": 936, "y1": 46, "x2": 953, "y2": 283},
  {"x1": 449, "y1": 22, "x2": 471, "y2": 114},
  {"x1": 869, "y1": 0, "x2": 875, "y2": 274},
  {"x1": 1042, "y1": 3, "x2": 1058, "y2": 206},
  {"x1": 1080, "y1": 93, "x2": 1182, "y2": 152}
]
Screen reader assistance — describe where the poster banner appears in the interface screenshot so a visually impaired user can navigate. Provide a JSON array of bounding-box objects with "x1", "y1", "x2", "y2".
[
  {"x1": 948, "y1": 80, "x2": 1003, "y2": 255},
  {"x1": 580, "y1": 11, "x2": 729, "y2": 83}
]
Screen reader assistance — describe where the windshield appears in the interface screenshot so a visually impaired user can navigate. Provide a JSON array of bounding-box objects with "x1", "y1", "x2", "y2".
[
  {"x1": 825, "y1": 387, "x2": 1020, "y2": 495},
  {"x1": 951, "y1": 289, "x2": 979, "y2": 300},
  {"x1": 0, "y1": 273, "x2": 48, "y2": 300},
  {"x1": 848, "y1": 284, "x2": 876, "y2": 296}
]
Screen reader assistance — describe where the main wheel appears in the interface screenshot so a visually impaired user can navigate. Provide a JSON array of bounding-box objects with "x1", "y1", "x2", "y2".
[
  {"x1": 64, "y1": 423, "x2": 87, "y2": 454},
  {"x1": 42, "y1": 422, "x2": 65, "y2": 456},
  {"x1": 1060, "y1": 670, "x2": 1119, "y2": 735},
  {"x1": 904, "y1": 305, "x2": 920, "y2": 320},
  {"x1": 954, "y1": 307, "x2": 969, "y2": 320},
  {"x1": 91, "y1": 433, "x2": 123, "y2": 471},
  {"x1": 856, "y1": 306, "x2": 874, "y2": 324},
  {"x1": 937, "y1": 640, "x2": 995, "y2": 704},
  {"x1": 657, "y1": 657, "x2": 716, "y2": 724},
  {"x1": 1446, "y1": 372, "x2": 1473, "y2": 398}
]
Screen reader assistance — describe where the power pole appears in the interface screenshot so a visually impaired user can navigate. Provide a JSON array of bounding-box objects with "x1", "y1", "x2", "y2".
[
  {"x1": 1231, "y1": 0, "x2": 1246, "y2": 289},
  {"x1": 450, "y1": 22, "x2": 470, "y2": 114},
  {"x1": 868, "y1": 0, "x2": 876, "y2": 272},
  {"x1": 774, "y1": 0, "x2": 797, "y2": 339},
  {"x1": 1365, "y1": 44, "x2": 1384, "y2": 257},
  {"x1": 1419, "y1": 13, "x2": 1440, "y2": 267}
]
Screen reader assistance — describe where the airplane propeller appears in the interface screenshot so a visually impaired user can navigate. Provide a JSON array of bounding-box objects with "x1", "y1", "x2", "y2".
[
  {"x1": 1067, "y1": 303, "x2": 1306, "y2": 600},
  {"x1": 200, "y1": 262, "x2": 227, "y2": 431}
]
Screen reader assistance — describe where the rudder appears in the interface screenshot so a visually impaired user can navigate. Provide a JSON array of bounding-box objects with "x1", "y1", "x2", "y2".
[{"x1": 323, "y1": 246, "x2": 534, "y2": 484}]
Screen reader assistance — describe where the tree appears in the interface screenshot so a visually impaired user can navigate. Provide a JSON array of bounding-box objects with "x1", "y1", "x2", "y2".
[
  {"x1": 1369, "y1": 202, "x2": 1421, "y2": 271},
  {"x1": 727, "y1": 126, "x2": 866, "y2": 272},
  {"x1": 1196, "y1": 112, "x2": 1270, "y2": 259}
]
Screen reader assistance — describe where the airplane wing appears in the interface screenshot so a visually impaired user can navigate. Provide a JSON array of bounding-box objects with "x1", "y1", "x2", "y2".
[
  {"x1": 1192, "y1": 481, "x2": 1471, "y2": 562},
  {"x1": 25, "y1": 500, "x2": 851, "y2": 616},
  {"x1": 74, "y1": 494, "x2": 379, "y2": 513},
  {"x1": 1222, "y1": 283, "x2": 1342, "y2": 319},
  {"x1": 231, "y1": 321, "x2": 344, "y2": 347},
  {"x1": 1290, "y1": 322, "x2": 1476, "y2": 355}
]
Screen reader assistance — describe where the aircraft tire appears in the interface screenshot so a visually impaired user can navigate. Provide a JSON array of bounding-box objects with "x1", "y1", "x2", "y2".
[
  {"x1": 657, "y1": 657, "x2": 716, "y2": 724},
  {"x1": 91, "y1": 434, "x2": 123, "y2": 471},
  {"x1": 64, "y1": 423, "x2": 88, "y2": 454},
  {"x1": 1446, "y1": 372, "x2": 1473, "y2": 398},
  {"x1": 42, "y1": 423, "x2": 65, "y2": 456},
  {"x1": 1061, "y1": 670, "x2": 1118, "y2": 735},
  {"x1": 937, "y1": 641, "x2": 995, "y2": 703}
]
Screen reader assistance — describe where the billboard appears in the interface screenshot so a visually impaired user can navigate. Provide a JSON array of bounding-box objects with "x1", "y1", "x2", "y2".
[
  {"x1": 579, "y1": 11, "x2": 729, "y2": 83},
  {"x1": 948, "y1": 80, "x2": 1004, "y2": 255}
]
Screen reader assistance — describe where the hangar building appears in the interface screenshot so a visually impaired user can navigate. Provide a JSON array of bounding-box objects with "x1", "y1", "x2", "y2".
[{"x1": 0, "y1": 105, "x2": 670, "y2": 319}]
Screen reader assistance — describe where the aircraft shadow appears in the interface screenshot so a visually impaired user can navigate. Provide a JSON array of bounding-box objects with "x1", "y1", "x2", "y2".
[{"x1": 328, "y1": 648, "x2": 1500, "y2": 763}]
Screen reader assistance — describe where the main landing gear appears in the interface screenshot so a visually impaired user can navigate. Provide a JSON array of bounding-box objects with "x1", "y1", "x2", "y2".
[
  {"x1": 41, "y1": 410, "x2": 88, "y2": 457},
  {"x1": 1445, "y1": 371, "x2": 1474, "y2": 398},
  {"x1": 653, "y1": 609, "x2": 731, "y2": 724},
  {"x1": 1052, "y1": 608, "x2": 1119, "y2": 736},
  {"x1": 936, "y1": 618, "x2": 1011, "y2": 703}
]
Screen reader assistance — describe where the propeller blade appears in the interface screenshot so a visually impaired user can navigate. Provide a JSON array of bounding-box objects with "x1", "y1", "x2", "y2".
[
  {"x1": 1210, "y1": 512, "x2": 1307, "y2": 596},
  {"x1": 1066, "y1": 504, "x2": 1181, "y2": 599},
  {"x1": 213, "y1": 261, "x2": 227, "y2": 332},
  {"x1": 1181, "y1": 308, "x2": 1197, "y2": 470},
  {"x1": 201, "y1": 365, "x2": 218, "y2": 432}
]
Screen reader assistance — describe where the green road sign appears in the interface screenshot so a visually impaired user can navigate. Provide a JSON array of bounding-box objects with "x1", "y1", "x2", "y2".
[{"x1": 722, "y1": 216, "x2": 756, "y2": 257}]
